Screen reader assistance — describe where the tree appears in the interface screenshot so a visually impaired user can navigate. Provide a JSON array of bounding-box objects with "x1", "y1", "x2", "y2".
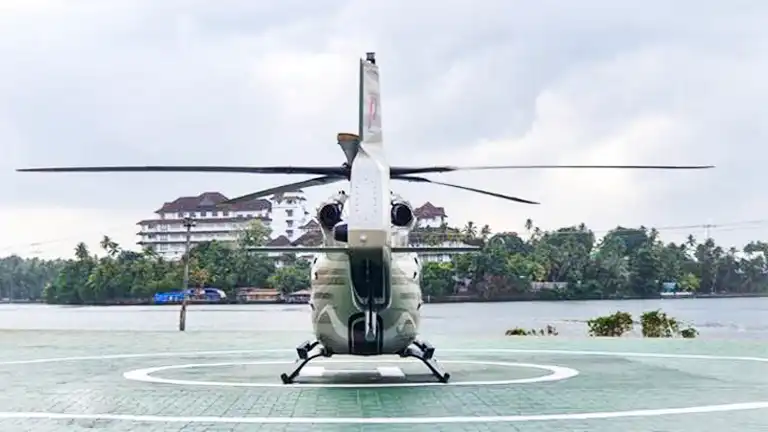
[
  {"x1": 462, "y1": 221, "x2": 477, "y2": 241},
  {"x1": 4, "y1": 218, "x2": 768, "y2": 305},
  {"x1": 237, "y1": 219, "x2": 272, "y2": 248},
  {"x1": 524, "y1": 218, "x2": 534, "y2": 234},
  {"x1": 421, "y1": 261, "x2": 455, "y2": 297},
  {"x1": 269, "y1": 261, "x2": 311, "y2": 294}
]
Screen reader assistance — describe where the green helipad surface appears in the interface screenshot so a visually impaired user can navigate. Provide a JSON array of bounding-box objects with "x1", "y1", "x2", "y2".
[{"x1": 1, "y1": 330, "x2": 767, "y2": 431}]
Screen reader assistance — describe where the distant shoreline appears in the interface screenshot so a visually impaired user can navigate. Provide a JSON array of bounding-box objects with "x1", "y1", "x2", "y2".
[
  {"x1": 5, "y1": 292, "x2": 767, "y2": 306},
  {"x1": 422, "y1": 292, "x2": 768, "y2": 304}
]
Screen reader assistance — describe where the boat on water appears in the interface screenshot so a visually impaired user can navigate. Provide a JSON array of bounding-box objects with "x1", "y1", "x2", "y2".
[
  {"x1": 153, "y1": 287, "x2": 228, "y2": 304},
  {"x1": 660, "y1": 291, "x2": 695, "y2": 299},
  {"x1": 283, "y1": 289, "x2": 311, "y2": 304},
  {"x1": 151, "y1": 287, "x2": 312, "y2": 305},
  {"x1": 660, "y1": 281, "x2": 695, "y2": 299}
]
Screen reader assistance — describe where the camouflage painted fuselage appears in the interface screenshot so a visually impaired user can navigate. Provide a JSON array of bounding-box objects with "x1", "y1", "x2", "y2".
[{"x1": 309, "y1": 250, "x2": 421, "y2": 355}]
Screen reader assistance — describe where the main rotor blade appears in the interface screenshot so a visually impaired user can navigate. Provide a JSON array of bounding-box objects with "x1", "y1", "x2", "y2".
[
  {"x1": 393, "y1": 175, "x2": 540, "y2": 205},
  {"x1": 17, "y1": 165, "x2": 347, "y2": 176},
  {"x1": 222, "y1": 175, "x2": 346, "y2": 205},
  {"x1": 391, "y1": 164, "x2": 715, "y2": 176}
]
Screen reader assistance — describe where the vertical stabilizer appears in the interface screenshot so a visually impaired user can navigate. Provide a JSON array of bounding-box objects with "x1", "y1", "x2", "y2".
[
  {"x1": 346, "y1": 53, "x2": 392, "y2": 350},
  {"x1": 347, "y1": 52, "x2": 390, "y2": 248}
]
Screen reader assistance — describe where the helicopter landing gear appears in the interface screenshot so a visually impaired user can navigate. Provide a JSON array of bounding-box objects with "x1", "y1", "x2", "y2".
[
  {"x1": 398, "y1": 339, "x2": 451, "y2": 383},
  {"x1": 280, "y1": 339, "x2": 332, "y2": 384},
  {"x1": 279, "y1": 339, "x2": 450, "y2": 384}
]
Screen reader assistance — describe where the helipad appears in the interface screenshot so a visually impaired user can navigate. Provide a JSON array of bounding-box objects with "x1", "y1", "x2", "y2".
[{"x1": 1, "y1": 330, "x2": 767, "y2": 431}]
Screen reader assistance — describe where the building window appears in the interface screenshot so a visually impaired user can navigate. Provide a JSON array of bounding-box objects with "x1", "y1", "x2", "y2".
[
  {"x1": 223, "y1": 210, "x2": 229, "y2": 217},
  {"x1": 286, "y1": 229, "x2": 294, "y2": 237},
  {"x1": 286, "y1": 209, "x2": 293, "y2": 217},
  {"x1": 177, "y1": 212, "x2": 183, "y2": 218},
  {"x1": 286, "y1": 220, "x2": 293, "y2": 227},
  {"x1": 200, "y1": 211, "x2": 207, "y2": 217},
  {"x1": 211, "y1": 211, "x2": 218, "y2": 217}
]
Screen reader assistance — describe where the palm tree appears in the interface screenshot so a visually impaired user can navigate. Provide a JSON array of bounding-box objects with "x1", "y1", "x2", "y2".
[
  {"x1": 74, "y1": 242, "x2": 90, "y2": 261},
  {"x1": 686, "y1": 234, "x2": 696, "y2": 248},
  {"x1": 480, "y1": 224, "x2": 492, "y2": 243},
  {"x1": 462, "y1": 221, "x2": 477, "y2": 240},
  {"x1": 99, "y1": 235, "x2": 120, "y2": 257}
]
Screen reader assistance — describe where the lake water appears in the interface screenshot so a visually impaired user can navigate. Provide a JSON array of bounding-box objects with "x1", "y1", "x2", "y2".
[{"x1": 1, "y1": 297, "x2": 766, "y2": 340}]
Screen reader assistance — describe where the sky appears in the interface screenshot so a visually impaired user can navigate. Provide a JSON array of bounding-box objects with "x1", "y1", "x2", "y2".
[{"x1": 1, "y1": 0, "x2": 767, "y2": 259}]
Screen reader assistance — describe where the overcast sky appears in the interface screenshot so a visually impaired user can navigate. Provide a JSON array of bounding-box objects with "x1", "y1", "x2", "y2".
[{"x1": 1, "y1": 0, "x2": 767, "y2": 259}]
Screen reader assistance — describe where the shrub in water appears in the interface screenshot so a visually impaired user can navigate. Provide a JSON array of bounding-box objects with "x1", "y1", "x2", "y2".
[
  {"x1": 587, "y1": 311, "x2": 634, "y2": 337},
  {"x1": 680, "y1": 326, "x2": 699, "y2": 339},
  {"x1": 640, "y1": 310, "x2": 679, "y2": 338},
  {"x1": 505, "y1": 325, "x2": 559, "y2": 336}
]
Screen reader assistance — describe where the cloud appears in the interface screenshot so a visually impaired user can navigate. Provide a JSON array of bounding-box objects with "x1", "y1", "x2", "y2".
[{"x1": 1, "y1": 1, "x2": 767, "y2": 258}]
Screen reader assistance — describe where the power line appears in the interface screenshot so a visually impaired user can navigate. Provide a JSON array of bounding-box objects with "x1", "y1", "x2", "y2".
[
  {"x1": 513, "y1": 219, "x2": 768, "y2": 237},
  {"x1": 0, "y1": 224, "x2": 133, "y2": 252}
]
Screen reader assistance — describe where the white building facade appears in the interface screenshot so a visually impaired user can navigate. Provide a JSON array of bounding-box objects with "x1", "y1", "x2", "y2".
[
  {"x1": 137, "y1": 191, "x2": 311, "y2": 260},
  {"x1": 409, "y1": 202, "x2": 467, "y2": 263},
  {"x1": 138, "y1": 193, "x2": 465, "y2": 262}
]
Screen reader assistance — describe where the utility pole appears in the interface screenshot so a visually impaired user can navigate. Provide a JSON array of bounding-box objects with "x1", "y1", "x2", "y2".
[{"x1": 179, "y1": 216, "x2": 196, "y2": 331}]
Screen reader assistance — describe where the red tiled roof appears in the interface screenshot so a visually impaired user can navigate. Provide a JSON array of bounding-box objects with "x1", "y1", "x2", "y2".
[
  {"x1": 413, "y1": 201, "x2": 446, "y2": 219},
  {"x1": 299, "y1": 219, "x2": 320, "y2": 230},
  {"x1": 155, "y1": 192, "x2": 271, "y2": 214},
  {"x1": 292, "y1": 230, "x2": 324, "y2": 246},
  {"x1": 267, "y1": 235, "x2": 292, "y2": 246}
]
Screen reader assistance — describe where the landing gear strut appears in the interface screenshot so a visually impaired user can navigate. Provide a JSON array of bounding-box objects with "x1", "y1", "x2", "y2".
[
  {"x1": 279, "y1": 339, "x2": 451, "y2": 384},
  {"x1": 280, "y1": 340, "x2": 332, "y2": 384},
  {"x1": 398, "y1": 339, "x2": 451, "y2": 383}
]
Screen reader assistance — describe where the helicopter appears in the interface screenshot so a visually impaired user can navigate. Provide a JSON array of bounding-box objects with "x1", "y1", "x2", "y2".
[{"x1": 17, "y1": 52, "x2": 713, "y2": 384}]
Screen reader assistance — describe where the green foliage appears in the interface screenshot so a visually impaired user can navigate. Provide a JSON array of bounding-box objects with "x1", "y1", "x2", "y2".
[
  {"x1": 0, "y1": 255, "x2": 66, "y2": 301},
  {"x1": 505, "y1": 325, "x2": 558, "y2": 336},
  {"x1": 420, "y1": 262, "x2": 455, "y2": 297},
  {"x1": 638, "y1": 309, "x2": 698, "y2": 338},
  {"x1": 268, "y1": 259, "x2": 311, "y2": 294},
  {"x1": 0, "y1": 220, "x2": 308, "y2": 305},
  {"x1": 586, "y1": 309, "x2": 699, "y2": 338},
  {"x1": 587, "y1": 311, "x2": 635, "y2": 337},
  {"x1": 640, "y1": 309, "x2": 680, "y2": 338},
  {"x1": 3, "y1": 217, "x2": 768, "y2": 304},
  {"x1": 680, "y1": 326, "x2": 699, "y2": 338},
  {"x1": 678, "y1": 272, "x2": 700, "y2": 292},
  {"x1": 409, "y1": 220, "x2": 768, "y2": 299}
]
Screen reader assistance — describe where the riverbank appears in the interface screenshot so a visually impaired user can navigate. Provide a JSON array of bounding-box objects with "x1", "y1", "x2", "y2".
[
  {"x1": 423, "y1": 291, "x2": 768, "y2": 303},
  {"x1": 7, "y1": 291, "x2": 768, "y2": 306}
]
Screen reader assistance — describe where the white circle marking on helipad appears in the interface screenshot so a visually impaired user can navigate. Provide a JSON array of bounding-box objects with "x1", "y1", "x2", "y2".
[
  {"x1": 0, "y1": 348, "x2": 767, "y2": 424},
  {"x1": 122, "y1": 359, "x2": 579, "y2": 388}
]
